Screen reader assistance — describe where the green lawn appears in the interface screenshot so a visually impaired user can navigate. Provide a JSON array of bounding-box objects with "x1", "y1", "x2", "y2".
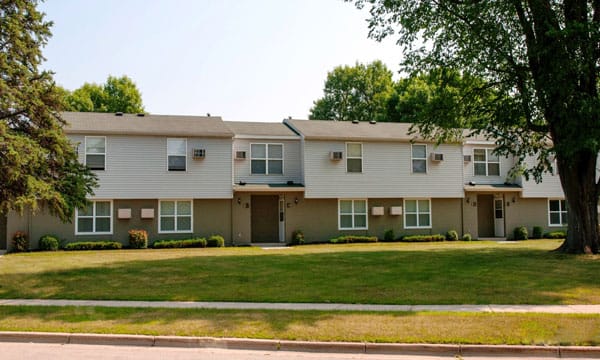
[
  {"x1": 0, "y1": 306, "x2": 599, "y2": 345},
  {"x1": 0, "y1": 240, "x2": 598, "y2": 304}
]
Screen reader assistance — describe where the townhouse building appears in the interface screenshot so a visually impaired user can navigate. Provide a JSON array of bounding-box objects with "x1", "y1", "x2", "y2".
[{"x1": 0, "y1": 112, "x2": 567, "y2": 250}]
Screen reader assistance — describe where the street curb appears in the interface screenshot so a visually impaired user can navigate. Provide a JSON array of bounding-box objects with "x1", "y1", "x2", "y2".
[{"x1": 0, "y1": 331, "x2": 599, "y2": 357}]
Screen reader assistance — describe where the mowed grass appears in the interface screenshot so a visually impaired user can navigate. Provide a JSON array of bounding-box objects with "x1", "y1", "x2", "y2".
[
  {"x1": 0, "y1": 240, "x2": 599, "y2": 304},
  {"x1": 0, "y1": 306, "x2": 599, "y2": 346}
]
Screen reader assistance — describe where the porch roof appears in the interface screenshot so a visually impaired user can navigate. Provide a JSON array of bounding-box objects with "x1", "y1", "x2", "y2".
[
  {"x1": 464, "y1": 184, "x2": 522, "y2": 193},
  {"x1": 233, "y1": 183, "x2": 305, "y2": 193}
]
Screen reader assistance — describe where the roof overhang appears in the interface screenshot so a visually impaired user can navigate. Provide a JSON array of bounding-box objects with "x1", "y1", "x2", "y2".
[
  {"x1": 233, "y1": 184, "x2": 305, "y2": 193},
  {"x1": 464, "y1": 184, "x2": 522, "y2": 193}
]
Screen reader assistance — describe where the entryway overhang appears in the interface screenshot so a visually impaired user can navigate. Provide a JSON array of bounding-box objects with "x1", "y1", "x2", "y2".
[
  {"x1": 233, "y1": 183, "x2": 305, "y2": 193},
  {"x1": 464, "y1": 184, "x2": 522, "y2": 193}
]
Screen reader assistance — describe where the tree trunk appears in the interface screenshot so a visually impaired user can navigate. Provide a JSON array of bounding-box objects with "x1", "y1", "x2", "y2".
[{"x1": 555, "y1": 151, "x2": 599, "y2": 254}]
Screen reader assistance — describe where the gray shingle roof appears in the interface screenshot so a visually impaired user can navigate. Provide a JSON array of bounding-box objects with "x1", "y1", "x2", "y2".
[
  {"x1": 284, "y1": 119, "x2": 420, "y2": 142},
  {"x1": 62, "y1": 112, "x2": 234, "y2": 138},
  {"x1": 225, "y1": 121, "x2": 299, "y2": 138}
]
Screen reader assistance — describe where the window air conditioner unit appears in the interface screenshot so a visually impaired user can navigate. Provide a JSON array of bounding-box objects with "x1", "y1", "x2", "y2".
[
  {"x1": 235, "y1": 151, "x2": 247, "y2": 160},
  {"x1": 192, "y1": 148, "x2": 205, "y2": 159},
  {"x1": 463, "y1": 154, "x2": 472, "y2": 162},
  {"x1": 329, "y1": 151, "x2": 343, "y2": 161},
  {"x1": 430, "y1": 153, "x2": 444, "y2": 161}
]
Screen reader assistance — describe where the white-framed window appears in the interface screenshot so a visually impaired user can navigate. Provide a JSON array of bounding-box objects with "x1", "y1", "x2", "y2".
[
  {"x1": 159, "y1": 200, "x2": 193, "y2": 233},
  {"x1": 85, "y1": 136, "x2": 106, "y2": 170},
  {"x1": 75, "y1": 200, "x2": 113, "y2": 235},
  {"x1": 250, "y1": 143, "x2": 283, "y2": 175},
  {"x1": 473, "y1": 148, "x2": 500, "y2": 176},
  {"x1": 167, "y1": 138, "x2": 187, "y2": 171},
  {"x1": 404, "y1": 199, "x2": 432, "y2": 229},
  {"x1": 346, "y1": 142, "x2": 362, "y2": 173},
  {"x1": 338, "y1": 199, "x2": 368, "y2": 230},
  {"x1": 411, "y1": 144, "x2": 427, "y2": 173},
  {"x1": 548, "y1": 199, "x2": 567, "y2": 226}
]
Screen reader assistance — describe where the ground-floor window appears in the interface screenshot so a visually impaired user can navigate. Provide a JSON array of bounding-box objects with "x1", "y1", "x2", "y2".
[
  {"x1": 548, "y1": 199, "x2": 567, "y2": 226},
  {"x1": 159, "y1": 200, "x2": 193, "y2": 233},
  {"x1": 76, "y1": 200, "x2": 112, "y2": 235},
  {"x1": 338, "y1": 199, "x2": 368, "y2": 230},
  {"x1": 404, "y1": 199, "x2": 431, "y2": 229}
]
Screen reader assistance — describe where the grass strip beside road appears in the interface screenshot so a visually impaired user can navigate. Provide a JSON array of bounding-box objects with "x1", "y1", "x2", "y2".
[
  {"x1": 0, "y1": 240, "x2": 599, "y2": 304},
  {"x1": 0, "y1": 306, "x2": 599, "y2": 346}
]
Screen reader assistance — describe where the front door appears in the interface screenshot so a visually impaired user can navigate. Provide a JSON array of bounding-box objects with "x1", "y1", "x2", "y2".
[
  {"x1": 477, "y1": 194, "x2": 494, "y2": 237},
  {"x1": 0, "y1": 215, "x2": 6, "y2": 250},
  {"x1": 251, "y1": 195, "x2": 279, "y2": 243},
  {"x1": 494, "y1": 197, "x2": 505, "y2": 237}
]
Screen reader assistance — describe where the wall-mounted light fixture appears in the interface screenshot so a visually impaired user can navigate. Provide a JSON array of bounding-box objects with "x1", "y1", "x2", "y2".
[
  {"x1": 465, "y1": 197, "x2": 470, "y2": 204},
  {"x1": 294, "y1": 197, "x2": 299, "y2": 205},
  {"x1": 512, "y1": 196, "x2": 516, "y2": 203},
  {"x1": 237, "y1": 198, "x2": 241, "y2": 205}
]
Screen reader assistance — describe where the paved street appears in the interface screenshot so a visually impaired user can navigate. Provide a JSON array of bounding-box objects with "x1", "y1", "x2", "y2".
[{"x1": 1, "y1": 342, "x2": 597, "y2": 360}]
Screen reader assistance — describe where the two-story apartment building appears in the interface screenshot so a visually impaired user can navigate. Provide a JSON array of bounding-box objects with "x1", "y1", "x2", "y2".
[{"x1": 1, "y1": 112, "x2": 568, "y2": 250}]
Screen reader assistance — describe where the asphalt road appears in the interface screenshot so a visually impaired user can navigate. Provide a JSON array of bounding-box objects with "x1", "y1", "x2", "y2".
[{"x1": 0, "y1": 343, "x2": 597, "y2": 360}]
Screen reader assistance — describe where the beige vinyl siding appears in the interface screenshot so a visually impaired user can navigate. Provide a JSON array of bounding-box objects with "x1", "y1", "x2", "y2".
[
  {"x1": 233, "y1": 139, "x2": 302, "y2": 184},
  {"x1": 520, "y1": 156, "x2": 564, "y2": 198},
  {"x1": 303, "y1": 140, "x2": 464, "y2": 198},
  {"x1": 70, "y1": 135, "x2": 233, "y2": 199}
]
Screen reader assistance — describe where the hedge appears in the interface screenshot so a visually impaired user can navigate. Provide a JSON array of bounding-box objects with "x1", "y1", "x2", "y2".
[
  {"x1": 400, "y1": 234, "x2": 446, "y2": 242},
  {"x1": 207, "y1": 235, "x2": 225, "y2": 248},
  {"x1": 153, "y1": 238, "x2": 207, "y2": 249},
  {"x1": 330, "y1": 235, "x2": 378, "y2": 244},
  {"x1": 64, "y1": 241, "x2": 122, "y2": 251},
  {"x1": 544, "y1": 231, "x2": 567, "y2": 239}
]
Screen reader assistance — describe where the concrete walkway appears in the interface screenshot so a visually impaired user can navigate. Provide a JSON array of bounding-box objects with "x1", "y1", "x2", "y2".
[{"x1": 1, "y1": 299, "x2": 599, "y2": 313}]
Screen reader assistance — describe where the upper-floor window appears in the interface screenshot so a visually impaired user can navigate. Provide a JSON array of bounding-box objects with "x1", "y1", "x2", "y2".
[
  {"x1": 159, "y1": 200, "x2": 193, "y2": 233},
  {"x1": 251, "y1": 143, "x2": 283, "y2": 175},
  {"x1": 404, "y1": 199, "x2": 431, "y2": 229},
  {"x1": 548, "y1": 199, "x2": 567, "y2": 226},
  {"x1": 76, "y1": 200, "x2": 112, "y2": 235},
  {"x1": 346, "y1": 143, "x2": 362, "y2": 173},
  {"x1": 412, "y1": 144, "x2": 427, "y2": 173},
  {"x1": 85, "y1": 136, "x2": 106, "y2": 170},
  {"x1": 473, "y1": 149, "x2": 500, "y2": 176},
  {"x1": 339, "y1": 199, "x2": 368, "y2": 230},
  {"x1": 167, "y1": 138, "x2": 187, "y2": 171}
]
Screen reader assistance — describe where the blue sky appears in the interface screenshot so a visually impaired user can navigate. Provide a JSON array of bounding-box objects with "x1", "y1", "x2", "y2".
[{"x1": 40, "y1": 0, "x2": 404, "y2": 122}]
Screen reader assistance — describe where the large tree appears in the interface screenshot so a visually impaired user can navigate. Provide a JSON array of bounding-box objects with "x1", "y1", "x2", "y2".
[
  {"x1": 64, "y1": 75, "x2": 144, "y2": 113},
  {"x1": 0, "y1": 0, "x2": 97, "y2": 222},
  {"x1": 309, "y1": 60, "x2": 394, "y2": 121},
  {"x1": 352, "y1": 0, "x2": 600, "y2": 254}
]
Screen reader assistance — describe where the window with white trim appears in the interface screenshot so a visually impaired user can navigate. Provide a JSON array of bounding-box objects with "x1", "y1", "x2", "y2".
[
  {"x1": 85, "y1": 136, "x2": 106, "y2": 170},
  {"x1": 339, "y1": 199, "x2": 367, "y2": 230},
  {"x1": 412, "y1": 144, "x2": 427, "y2": 173},
  {"x1": 473, "y1": 148, "x2": 500, "y2": 176},
  {"x1": 159, "y1": 200, "x2": 193, "y2": 233},
  {"x1": 346, "y1": 143, "x2": 362, "y2": 173},
  {"x1": 251, "y1": 143, "x2": 283, "y2": 175},
  {"x1": 76, "y1": 200, "x2": 112, "y2": 234},
  {"x1": 404, "y1": 199, "x2": 431, "y2": 229},
  {"x1": 548, "y1": 199, "x2": 567, "y2": 226},
  {"x1": 167, "y1": 138, "x2": 187, "y2": 171}
]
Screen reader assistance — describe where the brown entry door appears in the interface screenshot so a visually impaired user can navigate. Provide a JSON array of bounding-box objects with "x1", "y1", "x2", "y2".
[
  {"x1": 477, "y1": 194, "x2": 494, "y2": 238},
  {"x1": 0, "y1": 215, "x2": 6, "y2": 250},
  {"x1": 251, "y1": 195, "x2": 279, "y2": 243}
]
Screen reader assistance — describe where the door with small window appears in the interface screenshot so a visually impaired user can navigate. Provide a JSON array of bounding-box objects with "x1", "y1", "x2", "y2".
[{"x1": 494, "y1": 197, "x2": 505, "y2": 237}]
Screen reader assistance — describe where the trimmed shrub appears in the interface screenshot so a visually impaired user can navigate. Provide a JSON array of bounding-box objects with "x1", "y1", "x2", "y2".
[
  {"x1": 291, "y1": 230, "x2": 305, "y2": 245},
  {"x1": 330, "y1": 235, "x2": 378, "y2": 244},
  {"x1": 445, "y1": 230, "x2": 459, "y2": 241},
  {"x1": 39, "y1": 235, "x2": 59, "y2": 251},
  {"x1": 462, "y1": 233, "x2": 472, "y2": 241},
  {"x1": 531, "y1": 226, "x2": 543, "y2": 240},
  {"x1": 64, "y1": 241, "x2": 122, "y2": 251},
  {"x1": 383, "y1": 229, "x2": 395, "y2": 242},
  {"x1": 544, "y1": 231, "x2": 567, "y2": 239},
  {"x1": 153, "y1": 238, "x2": 207, "y2": 249},
  {"x1": 12, "y1": 231, "x2": 28, "y2": 252},
  {"x1": 128, "y1": 229, "x2": 148, "y2": 249},
  {"x1": 513, "y1": 226, "x2": 528, "y2": 240},
  {"x1": 207, "y1": 235, "x2": 225, "y2": 248},
  {"x1": 400, "y1": 234, "x2": 446, "y2": 242}
]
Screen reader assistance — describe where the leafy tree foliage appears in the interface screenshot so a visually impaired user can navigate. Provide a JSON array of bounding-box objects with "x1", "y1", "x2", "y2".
[
  {"x1": 0, "y1": 0, "x2": 97, "y2": 221},
  {"x1": 64, "y1": 75, "x2": 144, "y2": 113},
  {"x1": 352, "y1": 0, "x2": 600, "y2": 253},
  {"x1": 309, "y1": 60, "x2": 394, "y2": 121}
]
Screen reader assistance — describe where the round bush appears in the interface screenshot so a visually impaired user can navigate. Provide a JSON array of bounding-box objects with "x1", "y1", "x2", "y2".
[
  {"x1": 207, "y1": 235, "x2": 225, "y2": 247},
  {"x1": 531, "y1": 226, "x2": 543, "y2": 239},
  {"x1": 39, "y1": 235, "x2": 59, "y2": 251},
  {"x1": 446, "y1": 230, "x2": 459, "y2": 241},
  {"x1": 462, "y1": 233, "x2": 472, "y2": 241},
  {"x1": 291, "y1": 230, "x2": 305, "y2": 245},
  {"x1": 383, "y1": 229, "x2": 395, "y2": 242},
  {"x1": 513, "y1": 226, "x2": 528, "y2": 240}
]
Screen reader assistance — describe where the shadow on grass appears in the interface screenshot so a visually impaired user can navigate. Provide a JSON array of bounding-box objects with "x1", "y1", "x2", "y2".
[{"x1": 0, "y1": 246, "x2": 599, "y2": 304}]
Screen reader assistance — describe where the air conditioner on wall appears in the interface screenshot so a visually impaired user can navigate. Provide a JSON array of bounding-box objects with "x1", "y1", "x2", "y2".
[
  {"x1": 463, "y1": 154, "x2": 472, "y2": 162},
  {"x1": 329, "y1": 151, "x2": 343, "y2": 160},
  {"x1": 192, "y1": 148, "x2": 206, "y2": 159},
  {"x1": 235, "y1": 151, "x2": 247, "y2": 160},
  {"x1": 430, "y1": 153, "x2": 444, "y2": 161}
]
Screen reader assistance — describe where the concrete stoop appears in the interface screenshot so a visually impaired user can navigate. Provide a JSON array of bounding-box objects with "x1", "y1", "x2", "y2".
[{"x1": 0, "y1": 332, "x2": 598, "y2": 358}]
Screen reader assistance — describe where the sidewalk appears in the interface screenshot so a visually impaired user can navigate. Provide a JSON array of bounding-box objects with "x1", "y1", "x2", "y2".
[{"x1": 1, "y1": 299, "x2": 599, "y2": 313}]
